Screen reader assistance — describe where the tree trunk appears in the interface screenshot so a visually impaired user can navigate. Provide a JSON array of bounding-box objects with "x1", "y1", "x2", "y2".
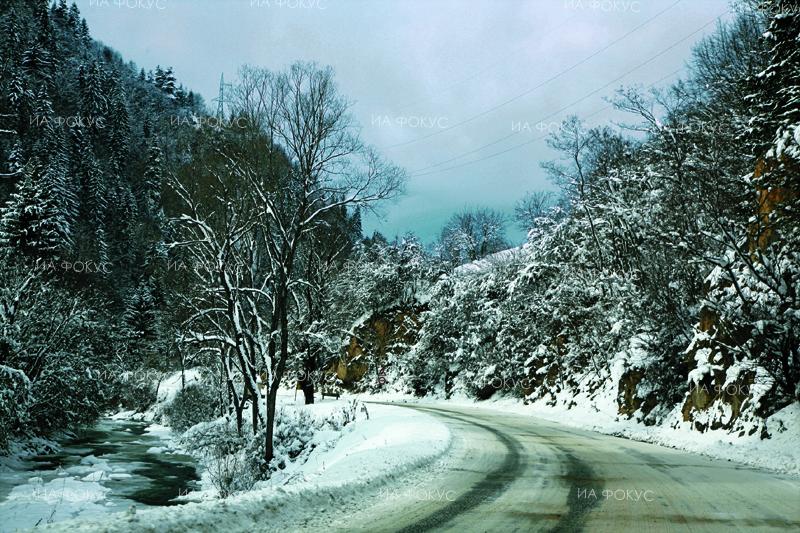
[
  {"x1": 179, "y1": 346, "x2": 185, "y2": 390},
  {"x1": 301, "y1": 352, "x2": 316, "y2": 405},
  {"x1": 302, "y1": 381, "x2": 315, "y2": 404},
  {"x1": 227, "y1": 378, "x2": 245, "y2": 435},
  {"x1": 265, "y1": 281, "x2": 292, "y2": 464},
  {"x1": 264, "y1": 381, "x2": 278, "y2": 466},
  {"x1": 251, "y1": 386, "x2": 259, "y2": 433}
]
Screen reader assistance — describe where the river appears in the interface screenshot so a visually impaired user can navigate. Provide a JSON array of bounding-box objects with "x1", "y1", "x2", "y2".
[{"x1": 0, "y1": 418, "x2": 199, "y2": 531}]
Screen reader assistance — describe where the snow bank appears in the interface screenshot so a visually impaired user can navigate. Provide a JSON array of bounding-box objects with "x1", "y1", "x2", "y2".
[
  {"x1": 154, "y1": 371, "x2": 201, "y2": 407},
  {"x1": 510, "y1": 388, "x2": 800, "y2": 476},
  {"x1": 0, "y1": 455, "x2": 124, "y2": 531},
  {"x1": 454, "y1": 246, "x2": 522, "y2": 275},
  {"x1": 39, "y1": 401, "x2": 450, "y2": 532}
]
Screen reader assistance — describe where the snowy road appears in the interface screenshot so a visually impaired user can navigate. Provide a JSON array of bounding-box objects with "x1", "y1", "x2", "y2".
[
  {"x1": 36, "y1": 402, "x2": 800, "y2": 532},
  {"x1": 335, "y1": 403, "x2": 800, "y2": 532}
]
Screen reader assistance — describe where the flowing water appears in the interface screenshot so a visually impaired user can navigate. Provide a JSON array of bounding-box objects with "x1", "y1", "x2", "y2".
[{"x1": 0, "y1": 418, "x2": 200, "y2": 531}]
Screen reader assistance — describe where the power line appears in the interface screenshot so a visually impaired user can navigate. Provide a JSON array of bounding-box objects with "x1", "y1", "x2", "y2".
[
  {"x1": 406, "y1": 7, "x2": 725, "y2": 180},
  {"x1": 392, "y1": 13, "x2": 579, "y2": 113},
  {"x1": 382, "y1": 0, "x2": 683, "y2": 150},
  {"x1": 408, "y1": 24, "x2": 701, "y2": 179},
  {"x1": 411, "y1": 67, "x2": 685, "y2": 181}
]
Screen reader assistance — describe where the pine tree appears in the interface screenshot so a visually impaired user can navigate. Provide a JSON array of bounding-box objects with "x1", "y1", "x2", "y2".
[
  {"x1": 79, "y1": 18, "x2": 90, "y2": 45},
  {"x1": 123, "y1": 281, "x2": 159, "y2": 342},
  {"x1": 35, "y1": 117, "x2": 77, "y2": 236},
  {"x1": 5, "y1": 70, "x2": 30, "y2": 142},
  {"x1": 0, "y1": 8, "x2": 24, "y2": 67},
  {"x1": 80, "y1": 63, "x2": 108, "y2": 133},
  {"x1": 748, "y1": 1, "x2": 800, "y2": 160},
  {"x1": 69, "y1": 124, "x2": 108, "y2": 264},
  {"x1": 21, "y1": 40, "x2": 54, "y2": 94},
  {"x1": 162, "y1": 67, "x2": 177, "y2": 96},
  {"x1": 153, "y1": 65, "x2": 164, "y2": 90},
  {"x1": 105, "y1": 177, "x2": 138, "y2": 267},
  {"x1": 153, "y1": 66, "x2": 177, "y2": 97},
  {"x1": 106, "y1": 74, "x2": 130, "y2": 170},
  {"x1": 0, "y1": 166, "x2": 70, "y2": 258},
  {"x1": 141, "y1": 144, "x2": 164, "y2": 221},
  {"x1": 67, "y1": 3, "x2": 80, "y2": 30},
  {"x1": 54, "y1": 0, "x2": 68, "y2": 22}
]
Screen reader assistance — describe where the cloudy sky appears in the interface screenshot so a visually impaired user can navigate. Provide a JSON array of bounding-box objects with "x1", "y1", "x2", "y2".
[{"x1": 76, "y1": 0, "x2": 733, "y2": 244}]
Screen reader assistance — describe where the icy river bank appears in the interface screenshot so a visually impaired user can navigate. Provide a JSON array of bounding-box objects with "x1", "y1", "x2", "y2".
[{"x1": 0, "y1": 418, "x2": 198, "y2": 532}]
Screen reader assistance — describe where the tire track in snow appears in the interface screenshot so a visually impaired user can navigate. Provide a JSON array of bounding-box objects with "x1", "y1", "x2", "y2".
[{"x1": 393, "y1": 406, "x2": 525, "y2": 532}]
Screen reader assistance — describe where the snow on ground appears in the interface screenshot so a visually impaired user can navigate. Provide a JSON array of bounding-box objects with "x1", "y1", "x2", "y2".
[
  {"x1": 512, "y1": 396, "x2": 800, "y2": 477},
  {"x1": 155, "y1": 371, "x2": 201, "y2": 407},
  {"x1": 108, "y1": 370, "x2": 202, "y2": 425},
  {"x1": 288, "y1": 397, "x2": 450, "y2": 488},
  {"x1": 0, "y1": 454, "x2": 130, "y2": 532},
  {"x1": 38, "y1": 395, "x2": 450, "y2": 532},
  {"x1": 362, "y1": 388, "x2": 800, "y2": 477},
  {"x1": 454, "y1": 246, "x2": 522, "y2": 275},
  {"x1": 1, "y1": 476, "x2": 112, "y2": 528}
]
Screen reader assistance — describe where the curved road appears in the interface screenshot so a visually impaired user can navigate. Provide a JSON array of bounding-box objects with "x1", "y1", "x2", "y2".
[{"x1": 323, "y1": 403, "x2": 800, "y2": 532}]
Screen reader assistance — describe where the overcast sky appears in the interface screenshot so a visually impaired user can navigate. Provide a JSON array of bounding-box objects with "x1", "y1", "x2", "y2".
[{"x1": 76, "y1": 0, "x2": 733, "y2": 244}]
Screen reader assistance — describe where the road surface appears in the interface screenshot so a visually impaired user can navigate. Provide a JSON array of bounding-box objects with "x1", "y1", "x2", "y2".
[{"x1": 318, "y1": 403, "x2": 800, "y2": 532}]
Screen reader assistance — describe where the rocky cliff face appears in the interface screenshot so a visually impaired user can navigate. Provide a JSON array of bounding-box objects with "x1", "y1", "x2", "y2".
[{"x1": 328, "y1": 306, "x2": 424, "y2": 390}]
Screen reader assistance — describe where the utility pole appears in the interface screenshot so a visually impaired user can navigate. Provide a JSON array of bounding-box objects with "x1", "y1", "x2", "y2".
[{"x1": 212, "y1": 73, "x2": 232, "y2": 120}]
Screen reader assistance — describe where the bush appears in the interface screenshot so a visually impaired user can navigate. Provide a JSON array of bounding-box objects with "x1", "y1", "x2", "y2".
[
  {"x1": 181, "y1": 419, "x2": 254, "y2": 498},
  {"x1": 0, "y1": 365, "x2": 30, "y2": 450},
  {"x1": 180, "y1": 401, "x2": 366, "y2": 497},
  {"x1": 163, "y1": 381, "x2": 220, "y2": 433},
  {"x1": 108, "y1": 370, "x2": 159, "y2": 413},
  {"x1": 28, "y1": 354, "x2": 103, "y2": 434},
  {"x1": 246, "y1": 400, "x2": 364, "y2": 477}
]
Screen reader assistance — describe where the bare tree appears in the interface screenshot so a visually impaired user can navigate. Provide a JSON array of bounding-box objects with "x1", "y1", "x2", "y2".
[
  {"x1": 514, "y1": 191, "x2": 554, "y2": 232},
  {"x1": 438, "y1": 207, "x2": 507, "y2": 266},
  {"x1": 172, "y1": 62, "x2": 404, "y2": 466},
  {"x1": 541, "y1": 116, "x2": 607, "y2": 271}
]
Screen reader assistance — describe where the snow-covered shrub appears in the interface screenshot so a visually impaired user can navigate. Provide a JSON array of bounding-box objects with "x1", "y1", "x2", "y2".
[
  {"x1": 108, "y1": 370, "x2": 159, "y2": 413},
  {"x1": 0, "y1": 365, "x2": 30, "y2": 450},
  {"x1": 181, "y1": 418, "x2": 255, "y2": 498},
  {"x1": 246, "y1": 401, "x2": 364, "y2": 479},
  {"x1": 28, "y1": 353, "x2": 104, "y2": 434},
  {"x1": 180, "y1": 401, "x2": 365, "y2": 497},
  {"x1": 207, "y1": 448, "x2": 254, "y2": 498},
  {"x1": 246, "y1": 407, "x2": 319, "y2": 475},
  {"x1": 163, "y1": 381, "x2": 220, "y2": 432}
]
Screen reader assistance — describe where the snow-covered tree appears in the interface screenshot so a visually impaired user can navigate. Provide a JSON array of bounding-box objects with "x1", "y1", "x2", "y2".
[
  {"x1": 173, "y1": 62, "x2": 404, "y2": 466},
  {"x1": 0, "y1": 166, "x2": 71, "y2": 258},
  {"x1": 438, "y1": 207, "x2": 508, "y2": 266}
]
